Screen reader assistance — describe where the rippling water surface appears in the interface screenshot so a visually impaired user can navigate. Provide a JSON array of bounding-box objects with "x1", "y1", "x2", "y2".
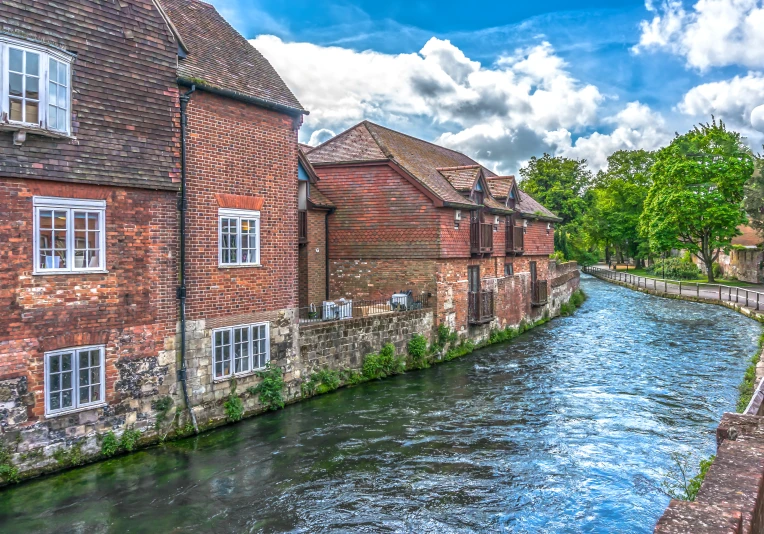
[{"x1": 0, "y1": 275, "x2": 760, "y2": 533}]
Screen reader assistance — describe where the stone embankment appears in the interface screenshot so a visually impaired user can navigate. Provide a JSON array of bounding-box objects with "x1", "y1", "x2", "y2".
[{"x1": 584, "y1": 266, "x2": 764, "y2": 533}]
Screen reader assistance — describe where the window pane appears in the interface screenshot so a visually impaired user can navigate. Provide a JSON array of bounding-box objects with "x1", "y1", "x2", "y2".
[
  {"x1": 50, "y1": 354, "x2": 60, "y2": 372},
  {"x1": 58, "y1": 63, "x2": 67, "y2": 85},
  {"x1": 80, "y1": 387, "x2": 89, "y2": 404},
  {"x1": 79, "y1": 368, "x2": 89, "y2": 386},
  {"x1": 26, "y1": 76, "x2": 38, "y2": 99},
  {"x1": 9, "y1": 99, "x2": 22, "y2": 121},
  {"x1": 26, "y1": 52, "x2": 39, "y2": 75},
  {"x1": 54, "y1": 211, "x2": 67, "y2": 229},
  {"x1": 59, "y1": 85, "x2": 67, "y2": 107},
  {"x1": 62, "y1": 370, "x2": 72, "y2": 390},
  {"x1": 9, "y1": 48, "x2": 22, "y2": 72},
  {"x1": 57, "y1": 108, "x2": 67, "y2": 130},
  {"x1": 74, "y1": 213, "x2": 86, "y2": 230},
  {"x1": 62, "y1": 353, "x2": 72, "y2": 371},
  {"x1": 9, "y1": 73, "x2": 22, "y2": 96},
  {"x1": 48, "y1": 104, "x2": 58, "y2": 130},
  {"x1": 50, "y1": 393, "x2": 60, "y2": 411},
  {"x1": 91, "y1": 386, "x2": 100, "y2": 402},
  {"x1": 26, "y1": 102, "x2": 38, "y2": 123},
  {"x1": 87, "y1": 213, "x2": 99, "y2": 230},
  {"x1": 62, "y1": 390, "x2": 72, "y2": 409}
]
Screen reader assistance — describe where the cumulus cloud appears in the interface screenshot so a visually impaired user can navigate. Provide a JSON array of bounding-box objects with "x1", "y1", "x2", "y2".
[
  {"x1": 678, "y1": 72, "x2": 764, "y2": 123},
  {"x1": 634, "y1": 0, "x2": 764, "y2": 71},
  {"x1": 255, "y1": 35, "x2": 669, "y2": 171}
]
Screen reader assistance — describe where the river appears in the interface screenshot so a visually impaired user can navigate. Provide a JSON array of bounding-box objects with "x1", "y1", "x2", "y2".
[{"x1": 0, "y1": 275, "x2": 760, "y2": 533}]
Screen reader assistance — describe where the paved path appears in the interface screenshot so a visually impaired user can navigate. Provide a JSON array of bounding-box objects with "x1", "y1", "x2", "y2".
[{"x1": 585, "y1": 265, "x2": 764, "y2": 314}]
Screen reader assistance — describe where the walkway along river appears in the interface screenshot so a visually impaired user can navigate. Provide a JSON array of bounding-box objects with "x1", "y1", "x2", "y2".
[{"x1": 0, "y1": 275, "x2": 760, "y2": 533}]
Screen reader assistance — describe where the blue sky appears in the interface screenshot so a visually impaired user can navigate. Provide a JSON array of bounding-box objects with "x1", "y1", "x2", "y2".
[{"x1": 207, "y1": 0, "x2": 764, "y2": 174}]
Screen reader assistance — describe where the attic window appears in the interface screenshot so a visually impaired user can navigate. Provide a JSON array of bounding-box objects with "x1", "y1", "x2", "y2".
[{"x1": 1, "y1": 36, "x2": 73, "y2": 136}]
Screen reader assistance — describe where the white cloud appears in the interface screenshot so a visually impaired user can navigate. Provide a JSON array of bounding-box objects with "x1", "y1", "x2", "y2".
[
  {"x1": 634, "y1": 0, "x2": 764, "y2": 71},
  {"x1": 254, "y1": 35, "x2": 669, "y2": 172},
  {"x1": 751, "y1": 104, "x2": 764, "y2": 132},
  {"x1": 678, "y1": 72, "x2": 764, "y2": 123}
]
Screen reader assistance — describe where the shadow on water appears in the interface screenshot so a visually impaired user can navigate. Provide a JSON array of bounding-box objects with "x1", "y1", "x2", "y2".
[{"x1": 0, "y1": 275, "x2": 760, "y2": 533}]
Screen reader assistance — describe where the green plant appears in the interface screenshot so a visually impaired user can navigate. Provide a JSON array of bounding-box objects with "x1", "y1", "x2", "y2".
[
  {"x1": 342, "y1": 369, "x2": 365, "y2": 386},
  {"x1": 100, "y1": 431, "x2": 119, "y2": 457},
  {"x1": 736, "y1": 350, "x2": 760, "y2": 412},
  {"x1": 407, "y1": 334, "x2": 429, "y2": 369},
  {"x1": 247, "y1": 363, "x2": 286, "y2": 411},
  {"x1": 0, "y1": 445, "x2": 19, "y2": 484},
  {"x1": 559, "y1": 302, "x2": 573, "y2": 316},
  {"x1": 712, "y1": 262, "x2": 723, "y2": 279},
  {"x1": 444, "y1": 340, "x2": 475, "y2": 361},
  {"x1": 119, "y1": 428, "x2": 142, "y2": 452},
  {"x1": 570, "y1": 289, "x2": 586, "y2": 308},
  {"x1": 686, "y1": 456, "x2": 715, "y2": 501},
  {"x1": 549, "y1": 251, "x2": 566, "y2": 262},
  {"x1": 224, "y1": 394, "x2": 244, "y2": 422},
  {"x1": 152, "y1": 396, "x2": 174, "y2": 430},
  {"x1": 657, "y1": 452, "x2": 715, "y2": 501},
  {"x1": 53, "y1": 442, "x2": 85, "y2": 468},
  {"x1": 302, "y1": 368, "x2": 341, "y2": 396},
  {"x1": 645, "y1": 257, "x2": 701, "y2": 280},
  {"x1": 436, "y1": 324, "x2": 458, "y2": 349},
  {"x1": 362, "y1": 343, "x2": 405, "y2": 380}
]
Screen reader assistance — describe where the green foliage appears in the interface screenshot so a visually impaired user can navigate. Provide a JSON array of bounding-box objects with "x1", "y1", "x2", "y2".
[
  {"x1": 100, "y1": 432, "x2": 119, "y2": 457},
  {"x1": 559, "y1": 302, "x2": 573, "y2": 316},
  {"x1": 436, "y1": 323, "x2": 458, "y2": 349},
  {"x1": 659, "y1": 452, "x2": 715, "y2": 501},
  {"x1": 302, "y1": 368, "x2": 341, "y2": 396},
  {"x1": 53, "y1": 442, "x2": 85, "y2": 468},
  {"x1": 641, "y1": 119, "x2": 753, "y2": 282},
  {"x1": 519, "y1": 153, "x2": 592, "y2": 225},
  {"x1": 736, "y1": 350, "x2": 760, "y2": 412},
  {"x1": 224, "y1": 394, "x2": 244, "y2": 422},
  {"x1": 0, "y1": 445, "x2": 19, "y2": 483},
  {"x1": 570, "y1": 289, "x2": 586, "y2": 308},
  {"x1": 119, "y1": 428, "x2": 141, "y2": 452},
  {"x1": 712, "y1": 262, "x2": 723, "y2": 279},
  {"x1": 444, "y1": 340, "x2": 475, "y2": 361},
  {"x1": 645, "y1": 257, "x2": 701, "y2": 280},
  {"x1": 362, "y1": 343, "x2": 405, "y2": 379},
  {"x1": 247, "y1": 363, "x2": 286, "y2": 411},
  {"x1": 407, "y1": 334, "x2": 429, "y2": 369},
  {"x1": 152, "y1": 396, "x2": 174, "y2": 430},
  {"x1": 342, "y1": 369, "x2": 365, "y2": 386},
  {"x1": 549, "y1": 251, "x2": 566, "y2": 262},
  {"x1": 744, "y1": 159, "x2": 764, "y2": 239},
  {"x1": 687, "y1": 456, "x2": 715, "y2": 501}
]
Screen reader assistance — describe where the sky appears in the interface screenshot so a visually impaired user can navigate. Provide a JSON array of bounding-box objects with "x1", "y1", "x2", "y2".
[{"x1": 207, "y1": 0, "x2": 764, "y2": 175}]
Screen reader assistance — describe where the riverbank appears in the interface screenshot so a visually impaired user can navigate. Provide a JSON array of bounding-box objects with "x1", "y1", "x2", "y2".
[
  {"x1": 585, "y1": 266, "x2": 764, "y2": 533},
  {"x1": 0, "y1": 275, "x2": 755, "y2": 533}
]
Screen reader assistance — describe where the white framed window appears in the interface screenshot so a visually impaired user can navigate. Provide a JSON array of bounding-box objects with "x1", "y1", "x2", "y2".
[
  {"x1": 219, "y1": 208, "x2": 260, "y2": 266},
  {"x1": 212, "y1": 322, "x2": 270, "y2": 380},
  {"x1": 0, "y1": 35, "x2": 73, "y2": 134},
  {"x1": 33, "y1": 196, "x2": 106, "y2": 274},
  {"x1": 45, "y1": 345, "x2": 106, "y2": 416}
]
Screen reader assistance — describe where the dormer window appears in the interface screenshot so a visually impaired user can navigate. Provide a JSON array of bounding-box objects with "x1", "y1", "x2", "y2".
[{"x1": 1, "y1": 36, "x2": 73, "y2": 135}]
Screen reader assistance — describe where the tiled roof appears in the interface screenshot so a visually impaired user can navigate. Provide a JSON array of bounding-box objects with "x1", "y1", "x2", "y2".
[
  {"x1": 517, "y1": 191, "x2": 559, "y2": 220},
  {"x1": 486, "y1": 176, "x2": 515, "y2": 200},
  {"x1": 159, "y1": 0, "x2": 304, "y2": 114},
  {"x1": 308, "y1": 186, "x2": 335, "y2": 210},
  {"x1": 733, "y1": 225, "x2": 762, "y2": 247},
  {"x1": 438, "y1": 166, "x2": 481, "y2": 191},
  {"x1": 298, "y1": 143, "x2": 314, "y2": 153}
]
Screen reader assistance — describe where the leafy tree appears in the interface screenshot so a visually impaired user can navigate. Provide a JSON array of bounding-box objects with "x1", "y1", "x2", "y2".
[
  {"x1": 584, "y1": 150, "x2": 655, "y2": 267},
  {"x1": 640, "y1": 119, "x2": 753, "y2": 283},
  {"x1": 744, "y1": 158, "x2": 764, "y2": 237},
  {"x1": 519, "y1": 154, "x2": 592, "y2": 225}
]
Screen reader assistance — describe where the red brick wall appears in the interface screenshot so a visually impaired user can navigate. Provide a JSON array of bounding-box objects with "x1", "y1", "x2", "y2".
[
  {"x1": 315, "y1": 163, "x2": 441, "y2": 259},
  {"x1": 519, "y1": 218, "x2": 554, "y2": 256},
  {"x1": 183, "y1": 91, "x2": 299, "y2": 319},
  {"x1": 0, "y1": 0, "x2": 180, "y2": 191},
  {"x1": 329, "y1": 258, "x2": 437, "y2": 301},
  {"x1": 299, "y1": 209, "x2": 328, "y2": 307},
  {"x1": 0, "y1": 178, "x2": 177, "y2": 422}
]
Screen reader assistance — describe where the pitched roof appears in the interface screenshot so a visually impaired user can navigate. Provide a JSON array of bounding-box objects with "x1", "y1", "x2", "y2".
[
  {"x1": 298, "y1": 143, "x2": 314, "y2": 153},
  {"x1": 732, "y1": 224, "x2": 762, "y2": 247},
  {"x1": 486, "y1": 176, "x2": 516, "y2": 200},
  {"x1": 438, "y1": 166, "x2": 481, "y2": 191},
  {"x1": 158, "y1": 0, "x2": 304, "y2": 114},
  {"x1": 517, "y1": 191, "x2": 559, "y2": 220},
  {"x1": 308, "y1": 186, "x2": 335, "y2": 210}
]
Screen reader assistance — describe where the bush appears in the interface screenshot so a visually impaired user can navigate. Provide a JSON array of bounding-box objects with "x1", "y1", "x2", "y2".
[
  {"x1": 302, "y1": 368, "x2": 341, "y2": 396},
  {"x1": 119, "y1": 428, "x2": 142, "y2": 452},
  {"x1": 100, "y1": 432, "x2": 119, "y2": 457},
  {"x1": 686, "y1": 456, "x2": 715, "y2": 501},
  {"x1": 362, "y1": 343, "x2": 405, "y2": 380},
  {"x1": 407, "y1": 334, "x2": 429, "y2": 369},
  {"x1": 646, "y1": 257, "x2": 700, "y2": 280},
  {"x1": 549, "y1": 251, "x2": 566, "y2": 262},
  {"x1": 570, "y1": 289, "x2": 586, "y2": 308},
  {"x1": 436, "y1": 324, "x2": 458, "y2": 349},
  {"x1": 248, "y1": 363, "x2": 286, "y2": 411},
  {"x1": 712, "y1": 262, "x2": 722, "y2": 279}
]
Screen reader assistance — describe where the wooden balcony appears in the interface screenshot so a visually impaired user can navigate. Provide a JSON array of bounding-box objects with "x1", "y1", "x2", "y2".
[
  {"x1": 298, "y1": 210, "x2": 308, "y2": 244},
  {"x1": 468, "y1": 290, "x2": 495, "y2": 324},
  {"x1": 470, "y1": 222, "x2": 493, "y2": 255},
  {"x1": 507, "y1": 226, "x2": 524, "y2": 255},
  {"x1": 531, "y1": 280, "x2": 548, "y2": 307}
]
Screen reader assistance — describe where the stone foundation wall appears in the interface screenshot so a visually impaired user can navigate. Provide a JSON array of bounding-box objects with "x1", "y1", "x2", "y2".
[{"x1": 718, "y1": 249, "x2": 764, "y2": 284}]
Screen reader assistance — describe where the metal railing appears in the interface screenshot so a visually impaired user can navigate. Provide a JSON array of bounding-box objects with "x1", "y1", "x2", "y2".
[
  {"x1": 298, "y1": 293, "x2": 431, "y2": 324},
  {"x1": 584, "y1": 265, "x2": 764, "y2": 310},
  {"x1": 470, "y1": 222, "x2": 493, "y2": 254},
  {"x1": 468, "y1": 290, "x2": 495, "y2": 324},
  {"x1": 531, "y1": 280, "x2": 548, "y2": 307},
  {"x1": 298, "y1": 210, "x2": 308, "y2": 244},
  {"x1": 507, "y1": 226, "x2": 524, "y2": 255}
]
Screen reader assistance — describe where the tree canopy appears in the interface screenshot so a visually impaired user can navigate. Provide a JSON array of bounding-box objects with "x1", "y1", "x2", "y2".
[
  {"x1": 639, "y1": 119, "x2": 753, "y2": 282},
  {"x1": 519, "y1": 154, "x2": 592, "y2": 225}
]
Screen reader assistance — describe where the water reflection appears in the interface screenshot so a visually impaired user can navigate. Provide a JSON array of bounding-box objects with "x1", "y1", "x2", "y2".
[{"x1": 0, "y1": 275, "x2": 759, "y2": 533}]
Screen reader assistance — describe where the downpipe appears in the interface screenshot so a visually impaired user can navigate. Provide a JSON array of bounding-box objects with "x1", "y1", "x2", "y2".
[{"x1": 178, "y1": 85, "x2": 199, "y2": 434}]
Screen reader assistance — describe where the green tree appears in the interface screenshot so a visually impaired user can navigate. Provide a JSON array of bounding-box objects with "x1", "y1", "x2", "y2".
[
  {"x1": 519, "y1": 154, "x2": 592, "y2": 225},
  {"x1": 744, "y1": 158, "x2": 764, "y2": 237},
  {"x1": 584, "y1": 150, "x2": 655, "y2": 267},
  {"x1": 640, "y1": 120, "x2": 753, "y2": 283}
]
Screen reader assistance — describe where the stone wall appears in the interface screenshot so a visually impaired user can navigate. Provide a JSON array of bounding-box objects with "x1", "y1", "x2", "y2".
[{"x1": 718, "y1": 249, "x2": 764, "y2": 284}]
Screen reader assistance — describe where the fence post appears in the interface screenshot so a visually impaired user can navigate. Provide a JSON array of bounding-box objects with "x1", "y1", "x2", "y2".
[
  {"x1": 718, "y1": 285, "x2": 721, "y2": 300},
  {"x1": 746, "y1": 290, "x2": 749, "y2": 307},
  {"x1": 758, "y1": 293, "x2": 760, "y2": 311},
  {"x1": 737, "y1": 288, "x2": 740, "y2": 303},
  {"x1": 696, "y1": 283, "x2": 699, "y2": 297},
  {"x1": 665, "y1": 279, "x2": 667, "y2": 293},
  {"x1": 679, "y1": 281, "x2": 682, "y2": 295}
]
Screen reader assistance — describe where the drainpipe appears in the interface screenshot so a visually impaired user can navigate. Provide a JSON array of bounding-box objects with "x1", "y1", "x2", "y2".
[
  {"x1": 178, "y1": 85, "x2": 199, "y2": 434},
  {"x1": 325, "y1": 211, "x2": 330, "y2": 300}
]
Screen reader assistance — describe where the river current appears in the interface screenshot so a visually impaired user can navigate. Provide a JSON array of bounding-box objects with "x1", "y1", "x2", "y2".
[{"x1": 0, "y1": 275, "x2": 759, "y2": 533}]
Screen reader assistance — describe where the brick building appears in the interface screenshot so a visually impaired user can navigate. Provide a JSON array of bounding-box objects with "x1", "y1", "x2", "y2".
[
  {"x1": 0, "y1": 0, "x2": 180, "y2": 448},
  {"x1": 305, "y1": 121, "x2": 561, "y2": 335},
  {"x1": 159, "y1": 0, "x2": 306, "y2": 425}
]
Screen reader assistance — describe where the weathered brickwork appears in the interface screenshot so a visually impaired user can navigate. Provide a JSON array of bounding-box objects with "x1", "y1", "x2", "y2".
[
  {"x1": 329, "y1": 258, "x2": 437, "y2": 301},
  {"x1": 0, "y1": 0, "x2": 180, "y2": 190},
  {"x1": 299, "y1": 209, "x2": 328, "y2": 307}
]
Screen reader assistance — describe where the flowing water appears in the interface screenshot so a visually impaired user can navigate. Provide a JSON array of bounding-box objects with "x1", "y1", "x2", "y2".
[{"x1": 0, "y1": 275, "x2": 760, "y2": 533}]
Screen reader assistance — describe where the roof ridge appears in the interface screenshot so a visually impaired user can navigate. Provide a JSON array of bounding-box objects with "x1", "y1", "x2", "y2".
[
  {"x1": 436, "y1": 165, "x2": 481, "y2": 171},
  {"x1": 308, "y1": 121, "x2": 389, "y2": 159},
  {"x1": 363, "y1": 120, "x2": 483, "y2": 164}
]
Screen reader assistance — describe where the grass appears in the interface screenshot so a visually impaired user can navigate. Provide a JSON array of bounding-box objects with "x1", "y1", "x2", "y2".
[{"x1": 610, "y1": 266, "x2": 755, "y2": 288}]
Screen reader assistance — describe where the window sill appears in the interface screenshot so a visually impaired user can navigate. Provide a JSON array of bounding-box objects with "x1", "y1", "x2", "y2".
[
  {"x1": 218, "y1": 264, "x2": 263, "y2": 269},
  {"x1": 45, "y1": 402, "x2": 107, "y2": 419},
  {"x1": 1, "y1": 122, "x2": 74, "y2": 141},
  {"x1": 33, "y1": 270, "x2": 109, "y2": 276},
  {"x1": 213, "y1": 366, "x2": 269, "y2": 383}
]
